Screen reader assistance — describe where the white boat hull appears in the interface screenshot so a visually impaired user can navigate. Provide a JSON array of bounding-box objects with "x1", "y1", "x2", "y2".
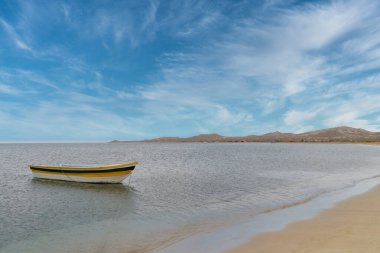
[{"x1": 29, "y1": 162, "x2": 137, "y2": 184}]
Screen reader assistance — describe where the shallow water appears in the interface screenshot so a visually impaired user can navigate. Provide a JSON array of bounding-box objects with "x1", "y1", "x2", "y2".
[{"x1": 1, "y1": 143, "x2": 380, "y2": 253}]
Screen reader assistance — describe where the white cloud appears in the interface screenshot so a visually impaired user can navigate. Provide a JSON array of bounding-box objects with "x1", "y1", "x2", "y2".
[
  {"x1": 0, "y1": 18, "x2": 33, "y2": 52},
  {"x1": 212, "y1": 105, "x2": 254, "y2": 128},
  {"x1": 62, "y1": 0, "x2": 161, "y2": 46},
  {"x1": 215, "y1": 0, "x2": 371, "y2": 98},
  {"x1": 0, "y1": 84, "x2": 20, "y2": 95},
  {"x1": 320, "y1": 92, "x2": 380, "y2": 131},
  {"x1": 0, "y1": 95, "x2": 147, "y2": 140},
  {"x1": 61, "y1": 4, "x2": 71, "y2": 22},
  {"x1": 284, "y1": 109, "x2": 318, "y2": 125},
  {"x1": 176, "y1": 11, "x2": 221, "y2": 37}
]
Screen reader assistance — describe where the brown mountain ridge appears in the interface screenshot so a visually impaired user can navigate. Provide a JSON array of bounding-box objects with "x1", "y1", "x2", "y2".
[{"x1": 111, "y1": 127, "x2": 380, "y2": 143}]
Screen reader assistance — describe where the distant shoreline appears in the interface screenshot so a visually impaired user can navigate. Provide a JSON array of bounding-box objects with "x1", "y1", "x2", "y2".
[
  {"x1": 111, "y1": 140, "x2": 380, "y2": 144},
  {"x1": 110, "y1": 126, "x2": 380, "y2": 143}
]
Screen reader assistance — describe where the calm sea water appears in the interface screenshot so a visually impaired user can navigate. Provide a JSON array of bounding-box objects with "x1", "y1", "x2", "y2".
[{"x1": 1, "y1": 143, "x2": 380, "y2": 253}]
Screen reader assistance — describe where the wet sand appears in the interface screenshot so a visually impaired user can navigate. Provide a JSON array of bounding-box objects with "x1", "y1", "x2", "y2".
[{"x1": 226, "y1": 184, "x2": 380, "y2": 253}]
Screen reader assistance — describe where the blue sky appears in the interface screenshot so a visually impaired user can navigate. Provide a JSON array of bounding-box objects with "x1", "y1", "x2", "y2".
[{"x1": 0, "y1": 0, "x2": 380, "y2": 141}]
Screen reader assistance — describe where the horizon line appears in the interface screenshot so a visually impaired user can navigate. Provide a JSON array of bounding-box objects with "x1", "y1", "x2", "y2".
[{"x1": 1, "y1": 126, "x2": 378, "y2": 143}]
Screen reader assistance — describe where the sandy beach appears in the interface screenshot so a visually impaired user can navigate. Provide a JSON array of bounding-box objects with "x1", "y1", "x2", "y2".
[{"x1": 226, "y1": 183, "x2": 380, "y2": 253}]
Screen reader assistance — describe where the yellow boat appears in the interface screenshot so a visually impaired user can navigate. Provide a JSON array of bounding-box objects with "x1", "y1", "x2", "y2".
[{"x1": 29, "y1": 162, "x2": 138, "y2": 183}]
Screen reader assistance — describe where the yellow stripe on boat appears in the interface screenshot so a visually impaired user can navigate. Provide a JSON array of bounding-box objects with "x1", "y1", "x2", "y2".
[{"x1": 30, "y1": 169, "x2": 132, "y2": 177}]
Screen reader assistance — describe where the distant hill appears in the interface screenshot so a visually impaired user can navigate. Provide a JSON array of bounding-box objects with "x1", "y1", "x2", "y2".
[
  {"x1": 296, "y1": 126, "x2": 380, "y2": 142},
  {"x1": 146, "y1": 134, "x2": 225, "y2": 143},
  {"x1": 111, "y1": 127, "x2": 380, "y2": 143}
]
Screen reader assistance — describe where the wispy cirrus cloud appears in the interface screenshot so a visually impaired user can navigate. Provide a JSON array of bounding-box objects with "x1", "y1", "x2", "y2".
[
  {"x1": 0, "y1": 100, "x2": 147, "y2": 141},
  {"x1": 134, "y1": 0, "x2": 380, "y2": 135},
  {"x1": 0, "y1": 18, "x2": 32, "y2": 52},
  {"x1": 0, "y1": 83, "x2": 21, "y2": 95},
  {"x1": 206, "y1": 0, "x2": 371, "y2": 96}
]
